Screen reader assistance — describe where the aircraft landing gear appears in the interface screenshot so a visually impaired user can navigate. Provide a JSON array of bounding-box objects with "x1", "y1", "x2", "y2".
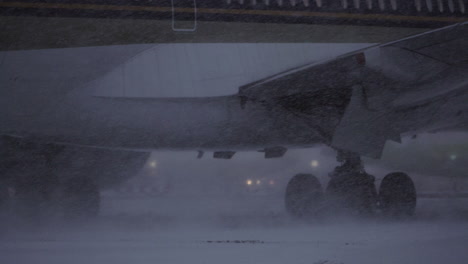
[
  {"x1": 61, "y1": 176, "x2": 100, "y2": 220},
  {"x1": 12, "y1": 154, "x2": 61, "y2": 222},
  {"x1": 4, "y1": 142, "x2": 101, "y2": 222},
  {"x1": 285, "y1": 173, "x2": 323, "y2": 218},
  {"x1": 325, "y1": 151, "x2": 378, "y2": 216},
  {"x1": 0, "y1": 179, "x2": 10, "y2": 213},
  {"x1": 284, "y1": 150, "x2": 417, "y2": 219},
  {"x1": 379, "y1": 172, "x2": 416, "y2": 217}
]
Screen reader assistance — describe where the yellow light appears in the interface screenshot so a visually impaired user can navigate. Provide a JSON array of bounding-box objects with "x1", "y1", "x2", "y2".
[
  {"x1": 256, "y1": 180, "x2": 261, "y2": 185},
  {"x1": 311, "y1": 160, "x2": 319, "y2": 168},
  {"x1": 246, "y1": 180, "x2": 253, "y2": 186},
  {"x1": 149, "y1": 161, "x2": 157, "y2": 168}
]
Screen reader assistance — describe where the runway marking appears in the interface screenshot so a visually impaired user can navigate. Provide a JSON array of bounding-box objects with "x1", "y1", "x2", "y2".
[{"x1": 0, "y1": 1, "x2": 467, "y2": 23}]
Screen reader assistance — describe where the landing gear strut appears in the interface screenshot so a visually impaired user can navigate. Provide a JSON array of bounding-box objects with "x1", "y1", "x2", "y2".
[
  {"x1": 61, "y1": 176, "x2": 100, "y2": 219},
  {"x1": 325, "y1": 151, "x2": 378, "y2": 216},
  {"x1": 284, "y1": 150, "x2": 417, "y2": 219}
]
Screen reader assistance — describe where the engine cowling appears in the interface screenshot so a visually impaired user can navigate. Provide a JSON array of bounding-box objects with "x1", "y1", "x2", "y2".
[{"x1": 0, "y1": 135, "x2": 150, "y2": 190}]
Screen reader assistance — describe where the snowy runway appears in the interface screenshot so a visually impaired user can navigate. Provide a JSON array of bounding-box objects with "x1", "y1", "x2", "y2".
[
  {"x1": 2, "y1": 194, "x2": 467, "y2": 264},
  {"x1": 2, "y1": 222, "x2": 467, "y2": 264}
]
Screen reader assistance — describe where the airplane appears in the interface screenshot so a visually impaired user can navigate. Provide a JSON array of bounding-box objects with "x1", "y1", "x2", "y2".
[{"x1": 0, "y1": 1, "x2": 467, "y2": 220}]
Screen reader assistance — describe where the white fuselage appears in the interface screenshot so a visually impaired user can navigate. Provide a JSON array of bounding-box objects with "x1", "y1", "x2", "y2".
[
  {"x1": 1, "y1": 44, "x2": 356, "y2": 151},
  {"x1": 1, "y1": 42, "x2": 467, "y2": 153}
]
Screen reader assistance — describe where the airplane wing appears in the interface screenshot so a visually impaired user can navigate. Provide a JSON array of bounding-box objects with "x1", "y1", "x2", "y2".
[{"x1": 238, "y1": 22, "x2": 468, "y2": 158}]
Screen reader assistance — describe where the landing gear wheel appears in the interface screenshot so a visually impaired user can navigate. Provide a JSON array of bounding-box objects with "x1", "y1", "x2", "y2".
[
  {"x1": 285, "y1": 174, "x2": 323, "y2": 218},
  {"x1": 379, "y1": 172, "x2": 416, "y2": 217},
  {"x1": 325, "y1": 172, "x2": 378, "y2": 216},
  {"x1": 61, "y1": 177, "x2": 100, "y2": 219},
  {"x1": 0, "y1": 182, "x2": 10, "y2": 212},
  {"x1": 13, "y1": 172, "x2": 60, "y2": 221}
]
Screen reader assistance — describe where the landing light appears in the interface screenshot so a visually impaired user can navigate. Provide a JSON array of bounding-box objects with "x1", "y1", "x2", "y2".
[
  {"x1": 450, "y1": 154, "x2": 457, "y2": 161},
  {"x1": 310, "y1": 160, "x2": 319, "y2": 168},
  {"x1": 246, "y1": 179, "x2": 253, "y2": 186},
  {"x1": 256, "y1": 180, "x2": 261, "y2": 185}
]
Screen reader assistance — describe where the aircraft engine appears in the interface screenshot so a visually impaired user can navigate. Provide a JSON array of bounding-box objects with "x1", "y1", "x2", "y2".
[{"x1": 0, "y1": 135, "x2": 150, "y2": 190}]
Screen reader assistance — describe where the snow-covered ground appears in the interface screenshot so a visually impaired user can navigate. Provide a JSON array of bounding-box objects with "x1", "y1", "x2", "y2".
[
  {"x1": 2, "y1": 146, "x2": 468, "y2": 264},
  {"x1": 2, "y1": 144, "x2": 468, "y2": 264},
  {"x1": 2, "y1": 221, "x2": 468, "y2": 264},
  {"x1": 1, "y1": 192, "x2": 467, "y2": 264}
]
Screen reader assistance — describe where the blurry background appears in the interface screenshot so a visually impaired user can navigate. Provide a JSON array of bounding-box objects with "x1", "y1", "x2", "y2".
[{"x1": 102, "y1": 132, "x2": 468, "y2": 227}]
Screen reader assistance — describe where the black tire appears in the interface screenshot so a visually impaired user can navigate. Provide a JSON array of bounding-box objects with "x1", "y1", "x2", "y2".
[
  {"x1": 325, "y1": 172, "x2": 378, "y2": 216},
  {"x1": 0, "y1": 182, "x2": 10, "y2": 211},
  {"x1": 379, "y1": 172, "x2": 417, "y2": 217},
  {"x1": 285, "y1": 174, "x2": 323, "y2": 218},
  {"x1": 13, "y1": 172, "x2": 60, "y2": 221},
  {"x1": 61, "y1": 177, "x2": 100, "y2": 219}
]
